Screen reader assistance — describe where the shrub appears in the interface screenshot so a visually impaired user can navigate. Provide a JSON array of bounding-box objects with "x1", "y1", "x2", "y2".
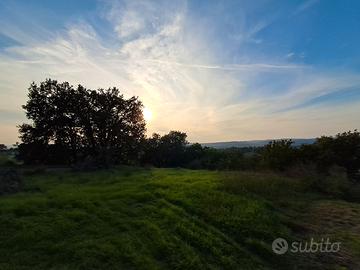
[
  {"x1": 261, "y1": 139, "x2": 296, "y2": 170},
  {"x1": 186, "y1": 159, "x2": 203, "y2": 170},
  {"x1": 306, "y1": 166, "x2": 350, "y2": 198},
  {"x1": 0, "y1": 169, "x2": 23, "y2": 195},
  {"x1": 302, "y1": 130, "x2": 360, "y2": 180},
  {"x1": 73, "y1": 154, "x2": 110, "y2": 171},
  {"x1": 0, "y1": 155, "x2": 19, "y2": 167},
  {"x1": 285, "y1": 163, "x2": 318, "y2": 179}
]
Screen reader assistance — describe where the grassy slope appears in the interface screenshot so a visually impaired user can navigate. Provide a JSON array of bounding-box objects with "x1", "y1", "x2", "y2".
[{"x1": 0, "y1": 167, "x2": 359, "y2": 269}]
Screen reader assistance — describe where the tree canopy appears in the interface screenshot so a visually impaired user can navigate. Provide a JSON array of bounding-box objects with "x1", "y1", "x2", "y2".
[{"x1": 18, "y1": 79, "x2": 146, "y2": 165}]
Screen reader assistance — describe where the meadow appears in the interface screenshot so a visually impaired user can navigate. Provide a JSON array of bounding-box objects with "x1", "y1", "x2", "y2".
[{"x1": 0, "y1": 167, "x2": 359, "y2": 269}]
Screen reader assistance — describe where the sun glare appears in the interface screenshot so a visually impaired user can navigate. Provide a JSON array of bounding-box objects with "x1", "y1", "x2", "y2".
[{"x1": 143, "y1": 107, "x2": 153, "y2": 121}]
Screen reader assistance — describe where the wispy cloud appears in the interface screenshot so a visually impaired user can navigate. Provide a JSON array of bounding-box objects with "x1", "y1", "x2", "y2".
[
  {"x1": 293, "y1": 0, "x2": 320, "y2": 15},
  {"x1": 231, "y1": 18, "x2": 274, "y2": 45},
  {"x1": 138, "y1": 59, "x2": 305, "y2": 71},
  {"x1": 286, "y1": 52, "x2": 295, "y2": 59},
  {"x1": 0, "y1": 0, "x2": 359, "y2": 144}
]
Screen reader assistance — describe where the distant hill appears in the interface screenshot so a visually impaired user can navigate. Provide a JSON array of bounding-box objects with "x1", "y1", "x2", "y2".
[{"x1": 201, "y1": 138, "x2": 316, "y2": 149}]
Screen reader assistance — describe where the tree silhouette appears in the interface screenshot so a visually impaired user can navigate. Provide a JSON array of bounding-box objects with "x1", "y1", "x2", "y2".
[
  {"x1": 18, "y1": 79, "x2": 146, "y2": 165},
  {"x1": 142, "y1": 131, "x2": 188, "y2": 167}
]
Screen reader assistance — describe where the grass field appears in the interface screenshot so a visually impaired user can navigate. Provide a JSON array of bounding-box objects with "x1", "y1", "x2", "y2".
[{"x1": 0, "y1": 167, "x2": 359, "y2": 269}]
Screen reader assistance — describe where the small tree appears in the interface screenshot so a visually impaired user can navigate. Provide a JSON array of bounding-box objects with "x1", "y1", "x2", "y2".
[
  {"x1": 262, "y1": 139, "x2": 296, "y2": 170},
  {"x1": 141, "y1": 133, "x2": 162, "y2": 166}
]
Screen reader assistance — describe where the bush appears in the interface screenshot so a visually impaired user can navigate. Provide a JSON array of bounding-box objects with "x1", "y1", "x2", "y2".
[
  {"x1": 73, "y1": 154, "x2": 111, "y2": 171},
  {"x1": 315, "y1": 166, "x2": 351, "y2": 197},
  {"x1": 299, "y1": 130, "x2": 360, "y2": 180},
  {"x1": 186, "y1": 159, "x2": 203, "y2": 170},
  {"x1": 285, "y1": 163, "x2": 319, "y2": 179},
  {"x1": 0, "y1": 155, "x2": 18, "y2": 167},
  {"x1": 261, "y1": 139, "x2": 296, "y2": 170},
  {"x1": 0, "y1": 169, "x2": 23, "y2": 195}
]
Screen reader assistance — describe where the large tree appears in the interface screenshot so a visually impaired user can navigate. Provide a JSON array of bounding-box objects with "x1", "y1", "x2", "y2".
[{"x1": 18, "y1": 79, "x2": 146, "y2": 165}]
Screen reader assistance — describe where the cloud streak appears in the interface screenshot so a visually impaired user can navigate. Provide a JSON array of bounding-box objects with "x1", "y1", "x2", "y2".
[
  {"x1": 0, "y1": 0, "x2": 359, "y2": 144},
  {"x1": 293, "y1": 0, "x2": 320, "y2": 15}
]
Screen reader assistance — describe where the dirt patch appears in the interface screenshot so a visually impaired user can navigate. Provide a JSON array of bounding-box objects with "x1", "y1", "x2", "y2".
[{"x1": 293, "y1": 200, "x2": 360, "y2": 269}]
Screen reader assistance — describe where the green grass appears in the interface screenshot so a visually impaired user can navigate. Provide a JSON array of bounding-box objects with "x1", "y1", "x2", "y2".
[{"x1": 0, "y1": 167, "x2": 359, "y2": 269}]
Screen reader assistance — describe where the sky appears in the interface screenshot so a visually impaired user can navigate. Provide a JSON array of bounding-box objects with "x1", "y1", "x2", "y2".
[{"x1": 0, "y1": 0, "x2": 360, "y2": 144}]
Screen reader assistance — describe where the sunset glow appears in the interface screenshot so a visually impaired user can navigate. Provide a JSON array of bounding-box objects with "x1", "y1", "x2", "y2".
[
  {"x1": 143, "y1": 107, "x2": 153, "y2": 122},
  {"x1": 0, "y1": 0, "x2": 359, "y2": 144}
]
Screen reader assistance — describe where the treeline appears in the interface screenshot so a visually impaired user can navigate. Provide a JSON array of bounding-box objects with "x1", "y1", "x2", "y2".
[
  {"x1": 140, "y1": 131, "x2": 360, "y2": 181},
  {"x1": 261, "y1": 132, "x2": 360, "y2": 179},
  {"x1": 16, "y1": 80, "x2": 360, "y2": 181}
]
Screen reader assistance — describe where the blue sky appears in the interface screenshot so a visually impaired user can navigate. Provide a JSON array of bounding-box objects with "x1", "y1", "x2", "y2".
[{"x1": 0, "y1": 0, "x2": 360, "y2": 144}]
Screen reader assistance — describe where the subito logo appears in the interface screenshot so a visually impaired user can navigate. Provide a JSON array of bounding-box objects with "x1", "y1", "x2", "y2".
[{"x1": 272, "y1": 238, "x2": 288, "y2": 255}]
